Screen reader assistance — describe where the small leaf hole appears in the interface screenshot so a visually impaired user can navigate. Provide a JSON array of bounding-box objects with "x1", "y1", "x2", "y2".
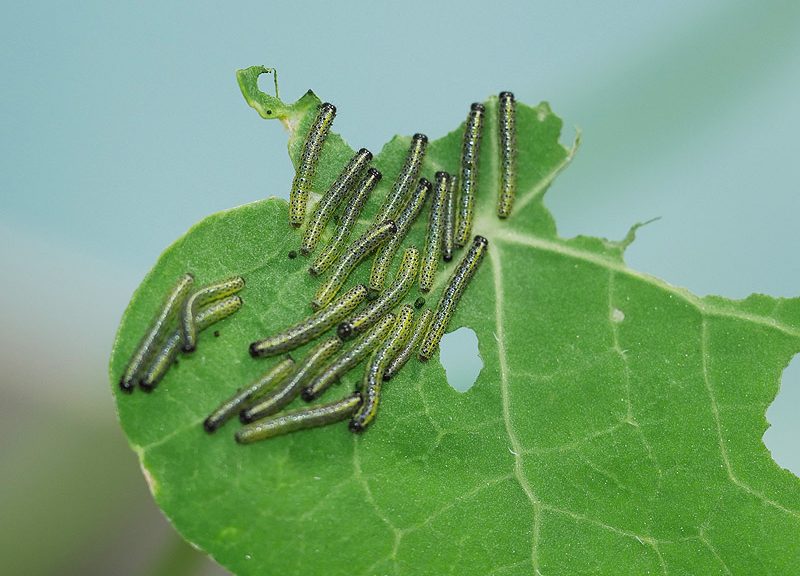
[
  {"x1": 764, "y1": 353, "x2": 800, "y2": 476},
  {"x1": 439, "y1": 327, "x2": 483, "y2": 393},
  {"x1": 257, "y1": 71, "x2": 277, "y2": 98}
]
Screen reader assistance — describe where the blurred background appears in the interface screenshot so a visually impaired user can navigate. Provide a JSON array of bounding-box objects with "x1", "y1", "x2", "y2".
[{"x1": 2, "y1": 1, "x2": 798, "y2": 574}]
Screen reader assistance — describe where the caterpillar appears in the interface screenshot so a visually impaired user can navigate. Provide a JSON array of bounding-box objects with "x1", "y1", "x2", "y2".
[
  {"x1": 349, "y1": 305, "x2": 415, "y2": 433},
  {"x1": 180, "y1": 276, "x2": 245, "y2": 353},
  {"x1": 302, "y1": 313, "x2": 396, "y2": 401},
  {"x1": 119, "y1": 273, "x2": 194, "y2": 393},
  {"x1": 239, "y1": 337, "x2": 342, "y2": 424},
  {"x1": 140, "y1": 295, "x2": 243, "y2": 391},
  {"x1": 289, "y1": 102, "x2": 336, "y2": 227},
  {"x1": 203, "y1": 356, "x2": 294, "y2": 432},
  {"x1": 373, "y1": 133, "x2": 428, "y2": 224},
  {"x1": 496, "y1": 91, "x2": 517, "y2": 218},
  {"x1": 455, "y1": 103, "x2": 485, "y2": 247},
  {"x1": 442, "y1": 172, "x2": 457, "y2": 261},
  {"x1": 250, "y1": 284, "x2": 367, "y2": 358},
  {"x1": 309, "y1": 168, "x2": 382, "y2": 276},
  {"x1": 383, "y1": 307, "x2": 433, "y2": 381},
  {"x1": 419, "y1": 235, "x2": 488, "y2": 361},
  {"x1": 420, "y1": 171, "x2": 449, "y2": 292},
  {"x1": 300, "y1": 147, "x2": 372, "y2": 254},
  {"x1": 369, "y1": 178, "x2": 430, "y2": 293},
  {"x1": 235, "y1": 392, "x2": 363, "y2": 444},
  {"x1": 337, "y1": 247, "x2": 419, "y2": 340},
  {"x1": 311, "y1": 220, "x2": 396, "y2": 309}
]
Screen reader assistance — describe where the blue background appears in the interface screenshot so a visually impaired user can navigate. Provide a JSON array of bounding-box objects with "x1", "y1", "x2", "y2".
[{"x1": 2, "y1": 2, "x2": 798, "y2": 574}]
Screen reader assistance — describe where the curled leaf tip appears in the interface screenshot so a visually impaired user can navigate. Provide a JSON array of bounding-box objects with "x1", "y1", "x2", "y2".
[
  {"x1": 237, "y1": 65, "x2": 287, "y2": 120},
  {"x1": 238, "y1": 65, "x2": 320, "y2": 127}
]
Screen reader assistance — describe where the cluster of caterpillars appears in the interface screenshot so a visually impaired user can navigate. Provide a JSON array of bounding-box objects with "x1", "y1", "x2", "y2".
[
  {"x1": 119, "y1": 275, "x2": 244, "y2": 393},
  {"x1": 120, "y1": 90, "x2": 518, "y2": 443}
]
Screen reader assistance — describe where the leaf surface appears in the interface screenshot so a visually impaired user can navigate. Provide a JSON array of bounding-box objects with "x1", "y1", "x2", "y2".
[{"x1": 110, "y1": 66, "x2": 800, "y2": 575}]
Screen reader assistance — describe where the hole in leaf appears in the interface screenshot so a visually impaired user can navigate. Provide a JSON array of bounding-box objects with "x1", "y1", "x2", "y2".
[
  {"x1": 439, "y1": 327, "x2": 482, "y2": 393},
  {"x1": 764, "y1": 353, "x2": 800, "y2": 476},
  {"x1": 257, "y1": 71, "x2": 276, "y2": 98}
]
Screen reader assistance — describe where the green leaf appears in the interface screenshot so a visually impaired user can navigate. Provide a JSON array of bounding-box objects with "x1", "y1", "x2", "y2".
[{"x1": 110, "y1": 66, "x2": 800, "y2": 575}]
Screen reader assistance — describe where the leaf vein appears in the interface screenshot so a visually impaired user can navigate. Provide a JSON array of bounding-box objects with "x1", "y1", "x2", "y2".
[
  {"x1": 607, "y1": 270, "x2": 663, "y2": 482},
  {"x1": 700, "y1": 319, "x2": 800, "y2": 520},
  {"x1": 490, "y1": 244, "x2": 543, "y2": 572},
  {"x1": 697, "y1": 532, "x2": 734, "y2": 576}
]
